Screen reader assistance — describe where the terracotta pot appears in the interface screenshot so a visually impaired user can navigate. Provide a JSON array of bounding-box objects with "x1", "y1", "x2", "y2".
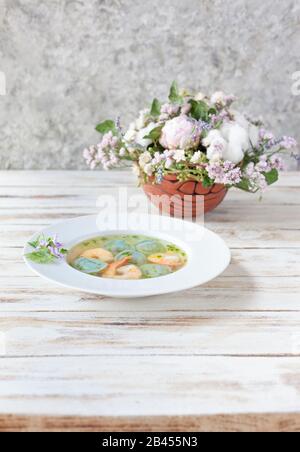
[{"x1": 143, "y1": 174, "x2": 227, "y2": 218}]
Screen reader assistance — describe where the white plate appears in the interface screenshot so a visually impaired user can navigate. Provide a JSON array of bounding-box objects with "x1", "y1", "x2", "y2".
[{"x1": 23, "y1": 215, "x2": 231, "y2": 298}]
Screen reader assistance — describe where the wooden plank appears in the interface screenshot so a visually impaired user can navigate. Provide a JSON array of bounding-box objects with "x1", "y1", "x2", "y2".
[
  {"x1": 0, "y1": 356, "x2": 299, "y2": 423},
  {"x1": 0, "y1": 182, "x2": 296, "y2": 200},
  {"x1": 1, "y1": 412, "x2": 300, "y2": 432},
  {"x1": 0, "y1": 203, "x2": 299, "y2": 228},
  {"x1": 1, "y1": 188, "x2": 300, "y2": 209},
  {"x1": 1, "y1": 311, "x2": 300, "y2": 356},
  {"x1": 0, "y1": 170, "x2": 298, "y2": 187},
  {"x1": 1, "y1": 223, "x2": 300, "y2": 249},
  {"x1": 2, "y1": 248, "x2": 298, "y2": 277},
  {"x1": 0, "y1": 171, "x2": 136, "y2": 187},
  {"x1": 1, "y1": 276, "x2": 300, "y2": 313}
]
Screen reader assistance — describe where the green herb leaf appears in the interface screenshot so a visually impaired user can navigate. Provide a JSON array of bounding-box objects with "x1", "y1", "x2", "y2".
[
  {"x1": 26, "y1": 249, "x2": 56, "y2": 264},
  {"x1": 95, "y1": 120, "x2": 117, "y2": 135},
  {"x1": 264, "y1": 168, "x2": 279, "y2": 186},
  {"x1": 189, "y1": 100, "x2": 209, "y2": 121},
  {"x1": 143, "y1": 125, "x2": 163, "y2": 142},
  {"x1": 169, "y1": 81, "x2": 183, "y2": 104},
  {"x1": 28, "y1": 238, "x2": 40, "y2": 249},
  {"x1": 150, "y1": 98, "x2": 161, "y2": 117}
]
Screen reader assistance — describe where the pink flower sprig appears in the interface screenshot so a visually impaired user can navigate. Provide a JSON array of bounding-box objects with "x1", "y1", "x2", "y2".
[
  {"x1": 83, "y1": 131, "x2": 124, "y2": 170},
  {"x1": 259, "y1": 129, "x2": 297, "y2": 151},
  {"x1": 26, "y1": 235, "x2": 67, "y2": 264},
  {"x1": 206, "y1": 161, "x2": 242, "y2": 186},
  {"x1": 244, "y1": 154, "x2": 285, "y2": 192}
]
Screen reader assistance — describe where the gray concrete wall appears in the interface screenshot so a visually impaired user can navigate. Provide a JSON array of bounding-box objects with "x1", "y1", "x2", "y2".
[{"x1": 0, "y1": 0, "x2": 299, "y2": 169}]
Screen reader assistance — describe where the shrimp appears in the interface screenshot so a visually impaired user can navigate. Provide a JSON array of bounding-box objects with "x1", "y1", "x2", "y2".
[
  {"x1": 81, "y1": 248, "x2": 114, "y2": 263},
  {"x1": 114, "y1": 264, "x2": 142, "y2": 280},
  {"x1": 147, "y1": 252, "x2": 182, "y2": 267},
  {"x1": 102, "y1": 257, "x2": 131, "y2": 278}
]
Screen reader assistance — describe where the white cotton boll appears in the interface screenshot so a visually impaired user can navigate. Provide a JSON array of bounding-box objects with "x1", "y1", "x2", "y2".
[
  {"x1": 232, "y1": 111, "x2": 260, "y2": 148},
  {"x1": 230, "y1": 124, "x2": 249, "y2": 150},
  {"x1": 223, "y1": 141, "x2": 245, "y2": 164},
  {"x1": 220, "y1": 122, "x2": 232, "y2": 140},
  {"x1": 202, "y1": 130, "x2": 223, "y2": 147},
  {"x1": 222, "y1": 124, "x2": 249, "y2": 164},
  {"x1": 206, "y1": 136, "x2": 228, "y2": 161},
  {"x1": 135, "y1": 122, "x2": 157, "y2": 148}
]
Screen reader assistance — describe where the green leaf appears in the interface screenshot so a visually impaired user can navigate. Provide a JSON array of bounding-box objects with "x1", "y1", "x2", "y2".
[
  {"x1": 169, "y1": 81, "x2": 183, "y2": 104},
  {"x1": 26, "y1": 249, "x2": 55, "y2": 264},
  {"x1": 208, "y1": 107, "x2": 217, "y2": 116},
  {"x1": 150, "y1": 98, "x2": 161, "y2": 117},
  {"x1": 264, "y1": 168, "x2": 279, "y2": 186},
  {"x1": 235, "y1": 179, "x2": 253, "y2": 192},
  {"x1": 189, "y1": 100, "x2": 209, "y2": 121},
  {"x1": 143, "y1": 125, "x2": 163, "y2": 142},
  {"x1": 95, "y1": 120, "x2": 117, "y2": 135},
  {"x1": 202, "y1": 175, "x2": 214, "y2": 188}
]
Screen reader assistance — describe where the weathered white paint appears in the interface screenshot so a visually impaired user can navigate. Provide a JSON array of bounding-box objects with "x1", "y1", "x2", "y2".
[{"x1": 0, "y1": 171, "x2": 299, "y2": 431}]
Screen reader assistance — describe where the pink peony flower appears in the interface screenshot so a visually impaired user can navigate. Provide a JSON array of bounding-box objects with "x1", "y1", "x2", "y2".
[{"x1": 159, "y1": 115, "x2": 201, "y2": 150}]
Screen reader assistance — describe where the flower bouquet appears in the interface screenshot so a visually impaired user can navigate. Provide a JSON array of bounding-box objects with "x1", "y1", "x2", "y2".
[{"x1": 84, "y1": 82, "x2": 297, "y2": 217}]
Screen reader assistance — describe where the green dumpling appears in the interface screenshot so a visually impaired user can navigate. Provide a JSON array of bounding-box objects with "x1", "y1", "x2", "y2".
[
  {"x1": 140, "y1": 264, "x2": 172, "y2": 278},
  {"x1": 115, "y1": 250, "x2": 147, "y2": 266},
  {"x1": 136, "y1": 240, "x2": 166, "y2": 256},
  {"x1": 73, "y1": 257, "x2": 107, "y2": 274},
  {"x1": 104, "y1": 240, "x2": 132, "y2": 254}
]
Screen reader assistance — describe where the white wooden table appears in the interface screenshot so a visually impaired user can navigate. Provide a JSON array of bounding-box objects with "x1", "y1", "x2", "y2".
[{"x1": 0, "y1": 170, "x2": 300, "y2": 432}]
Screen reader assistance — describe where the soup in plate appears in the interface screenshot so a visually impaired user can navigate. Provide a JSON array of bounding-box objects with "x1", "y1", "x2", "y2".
[{"x1": 68, "y1": 234, "x2": 187, "y2": 280}]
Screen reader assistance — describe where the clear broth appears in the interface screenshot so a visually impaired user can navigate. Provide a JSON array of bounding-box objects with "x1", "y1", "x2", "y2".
[{"x1": 68, "y1": 234, "x2": 187, "y2": 280}]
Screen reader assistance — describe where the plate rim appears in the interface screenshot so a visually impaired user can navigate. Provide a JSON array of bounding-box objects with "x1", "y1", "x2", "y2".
[{"x1": 23, "y1": 214, "x2": 231, "y2": 298}]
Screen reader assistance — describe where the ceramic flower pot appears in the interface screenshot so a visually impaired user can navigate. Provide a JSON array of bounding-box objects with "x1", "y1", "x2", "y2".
[{"x1": 143, "y1": 174, "x2": 227, "y2": 218}]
